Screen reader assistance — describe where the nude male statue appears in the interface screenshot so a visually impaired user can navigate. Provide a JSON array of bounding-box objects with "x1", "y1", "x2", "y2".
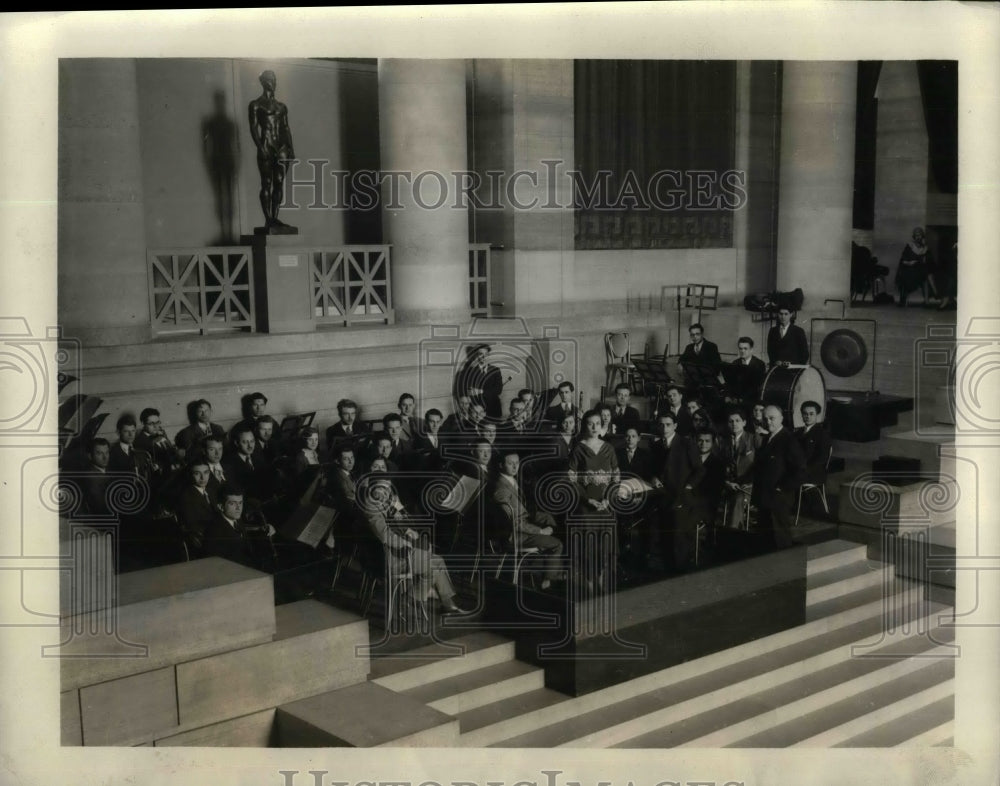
[{"x1": 248, "y1": 70, "x2": 296, "y2": 230}]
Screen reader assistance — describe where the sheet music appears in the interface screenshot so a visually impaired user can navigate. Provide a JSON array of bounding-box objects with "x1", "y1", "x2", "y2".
[
  {"x1": 439, "y1": 474, "x2": 482, "y2": 512},
  {"x1": 618, "y1": 477, "x2": 654, "y2": 496}
]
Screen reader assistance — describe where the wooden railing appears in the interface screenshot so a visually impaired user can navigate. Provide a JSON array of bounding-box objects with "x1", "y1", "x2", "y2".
[
  {"x1": 309, "y1": 245, "x2": 394, "y2": 327},
  {"x1": 147, "y1": 248, "x2": 255, "y2": 337}
]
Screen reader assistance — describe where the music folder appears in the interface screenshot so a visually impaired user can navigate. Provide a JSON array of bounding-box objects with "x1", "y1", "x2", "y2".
[
  {"x1": 438, "y1": 474, "x2": 484, "y2": 516},
  {"x1": 618, "y1": 477, "x2": 654, "y2": 497},
  {"x1": 282, "y1": 502, "x2": 337, "y2": 549}
]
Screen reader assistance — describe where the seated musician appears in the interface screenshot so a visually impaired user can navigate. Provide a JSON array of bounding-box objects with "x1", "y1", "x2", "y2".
[
  {"x1": 174, "y1": 399, "x2": 226, "y2": 461},
  {"x1": 663, "y1": 385, "x2": 694, "y2": 436},
  {"x1": 492, "y1": 450, "x2": 565, "y2": 590},
  {"x1": 671, "y1": 429, "x2": 725, "y2": 570},
  {"x1": 291, "y1": 426, "x2": 321, "y2": 476},
  {"x1": 611, "y1": 383, "x2": 642, "y2": 435},
  {"x1": 499, "y1": 398, "x2": 529, "y2": 437},
  {"x1": 728, "y1": 337, "x2": 767, "y2": 404},
  {"x1": 616, "y1": 427, "x2": 655, "y2": 483},
  {"x1": 203, "y1": 435, "x2": 228, "y2": 492},
  {"x1": 766, "y1": 307, "x2": 810, "y2": 367},
  {"x1": 440, "y1": 394, "x2": 473, "y2": 434},
  {"x1": 135, "y1": 407, "x2": 181, "y2": 479},
  {"x1": 796, "y1": 400, "x2": 832, "y2": 486},
  {"x1": 382, "y1": 414, "x2": 412, "y2": 466},
  {"x1": 750, "y1": 401, "x2": 769, "y2": 447},
  {"x1": 549, "y1": 411, "x2": 578, "y2": 469},
  {"x1": 458, "y1": 438, "x2": 495, "y2": 484},
  {"x1": 679, "y1": 322, "x2": 722, "y2": 379},
  {"x1": 411, "y1": 408, "x2": 445, "y2": 468},
  {"x1": 358, "y1": 459, "x2": 468, "y2": 614},
  {"x1": 721, "y1": 408, "x2": 756, "y2": 529},
  {"x1": 397, "y1": 393, "x2": 420, "y2": 441},
  {"x1": 253, "y1": 415, "x2": 281, "y2": 466},
  {"x1": 108, "y1": 414, "x2": 154, "y2": 481},
  {"x1": 77, "y1": 438, "x2": 112, "y2": 517},
  {"x1": 224, "y1": 425, "x2": 267, "y2": 496},
  {"x1": 173, "y1": 459, "x2": 219, "y2": 555},
  {"x1": 229, "y1": 391, "x2": 270, "y2": 445},
  {"x1": 326, "y1": 398, "x2": 369, "y2": 452},
  {"x1": 203, "y1": 483, "x2": 277, "y2": 571},
  {"x1": 519, "y1": 388, "x2": 545, "y2": 431},
  {"x1": 596, "y1": 403, "x2": 614, "y2": 439},
  {"x1": 544, "y1": 381, "x2": 579, "y2": 425},
  {"x1": 369, "y1": 436, "x2": 399, "y2": 473}
]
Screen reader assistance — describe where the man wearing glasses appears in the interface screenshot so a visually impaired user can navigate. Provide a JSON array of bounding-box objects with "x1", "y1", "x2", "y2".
[{"x1": 766, "y1": 308, "x2": 810, "y2": 367}]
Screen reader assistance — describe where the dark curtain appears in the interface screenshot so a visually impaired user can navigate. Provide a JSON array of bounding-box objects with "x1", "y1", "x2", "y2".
[
  {"x1": 917, "y1": 61, "x2": 958, "y2": 195},
  {"x1": 574, "y1": 60, "x2": 737, "y2": 250},
  {"x1": 852, "y1": 61, "x2": 882, "y2": 231}
]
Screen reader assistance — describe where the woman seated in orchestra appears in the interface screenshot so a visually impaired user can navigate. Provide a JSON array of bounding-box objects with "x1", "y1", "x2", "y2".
[
  {"x1": 292, "y1": 426, "x2": 322, "y2": 476},
  {"x1": 568, "y1": 409, "x2": 622, "y2": 592},
  {"x1": 596, "y1": 403, "x2": 614, "y2": 439}
]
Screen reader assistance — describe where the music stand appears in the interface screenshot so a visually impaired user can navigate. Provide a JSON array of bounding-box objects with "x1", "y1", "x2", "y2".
[
  {"x1": 631, "y1": 356, "x2": 672, "y2": 400},
  {"x1": 278, "y1": 412, "x2": 317, "y2": 444}
]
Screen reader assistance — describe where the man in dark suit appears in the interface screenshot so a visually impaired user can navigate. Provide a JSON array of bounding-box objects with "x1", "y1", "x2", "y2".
[
  {"x1": 616, "y1": 426, "x2": 655, "y2": 483},
  {"x1": 325, "y1": 445, "x2": 358, "y2": 510},
  {"x1": 202, "y1": 435, "x2": 228, "y2": 496},
  {"x1": 382, "y1": 413, "x2": 412, "y2": 467},
  {"x1": 77, "y1": 438, "x2": 113, "y2": 517},
  {"x1": 610, "y1": 383, "x2": 642, "y2": 435},
  {"x1": 752, "y1": 405, "x2": 806, "y2": 548},
  {"x1": 544, "y1": 381, "x2": 579, "y2": 425},
  {"x1": 491, "y1": 451, "x2": 564, "y2": 589},
  {"x1": 202, "y1": 484, "x2": 276, "y2": 571},
  {"x1": 223, "y1": 425, "x2": 264, "y2": 499},
  {"x1": 228, "y1": 391, "x2": 269, "y2": 445},
  {"x1": 326, "y1": 399, "x2": 370, "y2": 452},
  {"x1": 440, "y1": 395, "x2": 473, "y2": 435},
  {"x1": 728, "y1": 336, "x2": 768, "y2": 404},
  {"x1": 672, "y1": 429, "x2": 726, "y2": 569},
  {"x1": 253, "y1": 415, "x2": 282, "y2": 467},
  {"x1": 679, "y1": 322, "x2": 722, "y2": 382},
  {"x1": 796, "y1": 400, "x2": 832, "y2": 486},
  {"x1": 720, "y1": 407, "x2": 756, "y2": 529},
  {"x1": 173, "y1": 459, "x2": 219, "y2": 556},
  {"x1": 411, "y1": 408, "x2": 445, "y2": 469},
  {"x1": 108, "y1": 414, "x2": 154, "y2": 483},
  {"x1": 663, "y1": 385, "x2": 694, "y2": 436},
  {"x1": 174, "y1": 399, "x2": 226, "y2": 461},
  {"x1": 649, "y1": 412, "x2": 681, "y2": 479},
  {"x1": 454, "y1": 343, "x2": 504, "y2": 420},
  {"x1": 766, "y1": 308, "x2": 810, "y2": 367}
]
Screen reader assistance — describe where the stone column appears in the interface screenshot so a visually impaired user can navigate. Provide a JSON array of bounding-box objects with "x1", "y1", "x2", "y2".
[
  {"x1": 775, "y1": 61, "x2": 857, "y2": 303},
  {"x1": 378, "y1": 59, "x2": 470, "y2": 324},
  {"x1": 58, "y1": 59, "x2": 150, "y2": 346}
]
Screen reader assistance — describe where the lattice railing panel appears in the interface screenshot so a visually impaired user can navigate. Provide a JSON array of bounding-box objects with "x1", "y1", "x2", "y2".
[
  {"x1": 147, "y1": 248, "x2": 255, "y2": 337},
  {"x1": 309, "y1": 245, "x2": 393, "y2": 326}
]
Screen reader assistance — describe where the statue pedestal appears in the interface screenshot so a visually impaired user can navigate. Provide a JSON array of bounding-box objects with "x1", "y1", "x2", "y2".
[{"x1": 245, "y1": 233, "x2": 315, "y2": 334}]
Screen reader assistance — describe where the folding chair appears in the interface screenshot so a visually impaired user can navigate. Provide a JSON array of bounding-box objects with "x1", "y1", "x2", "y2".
[{"x1": 795, "y1": 446, "x2": 833, "y2": 525}]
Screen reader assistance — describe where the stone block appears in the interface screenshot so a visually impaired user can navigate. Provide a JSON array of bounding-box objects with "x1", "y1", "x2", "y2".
[{"x1": 80, "y1": 666, "x2": 177, "y2": 746}]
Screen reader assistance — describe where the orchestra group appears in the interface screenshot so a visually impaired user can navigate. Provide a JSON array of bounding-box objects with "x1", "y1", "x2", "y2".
[{"x1": 64, "y1": 313, "x2": 833, "y2": 612}]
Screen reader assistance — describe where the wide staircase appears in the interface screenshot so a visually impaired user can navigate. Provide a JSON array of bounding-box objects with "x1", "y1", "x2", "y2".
[{"x1": 62, "y1": 540, "x2": 954, "y2": 748}]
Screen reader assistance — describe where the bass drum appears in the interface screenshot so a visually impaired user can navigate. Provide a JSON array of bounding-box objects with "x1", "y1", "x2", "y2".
[{"x1": 760, "y1": 365, "x2": 826, "y2": 429}]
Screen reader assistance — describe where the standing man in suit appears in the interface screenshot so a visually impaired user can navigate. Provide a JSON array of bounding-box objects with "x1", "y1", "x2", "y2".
[
  {"x1": 663, "y1": 385, "x2": 694, "y2": 436},
  {"x1": 382, "y1": 414, "x2": 412, "y2": 467},
  {"x1": 175, "y1": 399, "x2": 226, "y2": 461},
  {"x1": 610, "y1": 383, "x2": 642, "y2": 435},
  {"x1": 752, "y1": 405, "x2": 806, "y2": 548},
  {"x1": 492, "y1": 451, "x2": 564, "y2": 590},
  {"x1": 325, "y1": 445, "x2": 358, "y2": 510},
  {"x1": 229, "y1": 392, "x2": 270, "y2": 444},
  {"x1": 728, "y1": 337, "x2": 767, "y2": 405},
  {"x1": 544, "y1": 381, "x2": 579, "y2": 425},
  {"x1": 720, "y1": 408, "x2": 756, "y2": 529},
  {"x1": 454, "y1": 343, "x2": 504, "y2": 420},
  {"x1": 326, "y1": 398, "x2": 369, "y2": 452},
  {"x1": 412, "y1": 408, "x2": 445, "y2": 464},
  {"x1": 766, "y1": 308, "x2": 810, "y2": 367},
  {"x1": 672, "y1": 429, "x2": 725, "y2": 569},
  {"x1": 616, "y1": 427, "x2": 655, "y2": 483},
  {"x1": 796, "y1": 400, "x2": 832, "y2": 487}
]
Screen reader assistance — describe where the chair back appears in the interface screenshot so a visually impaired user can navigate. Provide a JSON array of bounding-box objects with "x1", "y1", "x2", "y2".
[
  {"x1": 605, "y1": 332, "x2": 631, "y2": 365},
  {"x1": 484, "y1": 497, "x2": 515, "y2": 550}
]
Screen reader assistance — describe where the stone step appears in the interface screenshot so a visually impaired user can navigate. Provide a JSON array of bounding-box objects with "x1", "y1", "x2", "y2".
[
  {"x1": 473, "y1": 592, "x2": 928, "y2": 748},
  {"x1": 806, "y1": 562, "x2": 891, "y2": 607},
  {"x1": 456, "y1": 687, "x2": 570, "y2": 735},
  {"x1": 805, "y1": 539, "x2": 869, "y2": 575},
  {"x1": 562, "y1": 607, "x2": 950, "y2": 748},
  {"x1": 895, "y1": 716, "x2": 954, "y2": 747},
  {"x1": 60, "y1": 557, "x2": 275, "y2": 691},
  {"x1": 883, "y1": 430, "x2": 956, "y2": 480},
  {"x1": 805, "y1": 577, "x2": 906, "y2": 623},
  {"x1": 80, "y1": 666, "x2": 178, "y2": 746},
  {"x1": 791, "y1": 679, "x2": 954, "y2": 746},
  {"x1": 403, "y1": 659, "x2": 544, "y2": 715},
  {"x1": 371, "y1": 632, "x2": 515, "y2": 692},
  {"x1": 275, "y1": 682, "x2": 459, "y2": 747},
  {"x1": 174, "y1": 601, "x2": 368, "y2": 731},
  {"x1": 674, "y1": 641, "x2": 954, "y2": 747},
  {"x1": 830, "y1": 691, "x2": 954, "y2": 747},
  {"x1": 839, "y1": 476, "x2": 958, "y2": 530},
  {"x1": 155, "y1": 709, "x2": 276, "y2": 747}
]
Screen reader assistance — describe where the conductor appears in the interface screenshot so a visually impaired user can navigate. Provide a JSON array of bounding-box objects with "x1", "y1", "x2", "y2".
[
  {"x1": 248, "y1": 70, "x2": 296, "y2": 231},
  {"x1": 454, "y1": 344, "x2": 504, "y2": 420}
]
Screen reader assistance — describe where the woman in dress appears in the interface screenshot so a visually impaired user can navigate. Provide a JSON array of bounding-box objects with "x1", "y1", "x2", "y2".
[
  {"x1": 568, "y1": 410, "x2": 621, "y2": 591},
  {"x1": 292, "y1": 425, "x2": 321, "y2": 475}
]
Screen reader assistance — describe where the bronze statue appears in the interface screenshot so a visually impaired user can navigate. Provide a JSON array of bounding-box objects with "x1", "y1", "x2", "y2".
[{"x1": 248, "y1": 70, "x2": 296, "y2": 232}]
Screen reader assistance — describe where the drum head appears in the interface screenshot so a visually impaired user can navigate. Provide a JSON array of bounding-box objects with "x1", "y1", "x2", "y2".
[
  {"x1": 791, "y1": 366, "x2": 826, "y2": 428},
  {"x1": 820, "y1": 328, "x2": 868, "y2": 378}
]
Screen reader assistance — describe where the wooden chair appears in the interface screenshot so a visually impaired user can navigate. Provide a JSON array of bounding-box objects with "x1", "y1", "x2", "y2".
[
  {"x1": 604, "y1": 332, "x2": 639, "y2": 397},
  {"x1": 795, "y1": 446, "x2": 833, "y2": 525}
]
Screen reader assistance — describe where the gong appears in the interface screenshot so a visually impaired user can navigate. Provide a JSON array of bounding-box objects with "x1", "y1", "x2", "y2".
[{"x1": 820, "y1": 328, "x2": 868, "y2": 378}]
